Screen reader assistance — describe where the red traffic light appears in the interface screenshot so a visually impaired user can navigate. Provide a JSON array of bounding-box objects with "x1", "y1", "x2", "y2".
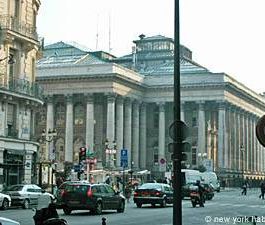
[{"x1": 256, "y1": 115, "x2": 265, "y2": 147}]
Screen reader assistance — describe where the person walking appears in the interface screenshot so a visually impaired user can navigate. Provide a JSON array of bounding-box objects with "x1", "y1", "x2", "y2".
[
  {"x1": 241, "y1": 182, "x2": 247, "y2": 195},
  {"x1": 124, "y1": 184, "x2": 132, "y2": 203},
  {"x1": 259, "y1": 181, "x2": 265, "y2": 199}
]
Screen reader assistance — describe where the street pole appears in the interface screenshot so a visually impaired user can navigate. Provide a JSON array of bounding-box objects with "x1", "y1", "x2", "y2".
[{"x1": 173, "y1": 0, "x2": 182, "y2": 225}]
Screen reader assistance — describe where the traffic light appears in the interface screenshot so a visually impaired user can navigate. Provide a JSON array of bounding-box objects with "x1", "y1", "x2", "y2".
[
  {"x1": 168, "y1": 120, "x2": 191, "y2": 163},
  {"x1": 256, "y1": 115, "x2": 265, "y2": 147},
  {"x1": 79, "y1": 147, "x2": 86, "y2": 162}
]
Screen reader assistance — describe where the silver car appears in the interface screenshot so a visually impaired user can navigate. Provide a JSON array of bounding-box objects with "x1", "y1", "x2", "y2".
[
  {"x1": 3, "y1": 184, "x2": 54, "y2": 209},
  {"x1": 0, "y1": 193, "x2": 11, "y2": 210}
]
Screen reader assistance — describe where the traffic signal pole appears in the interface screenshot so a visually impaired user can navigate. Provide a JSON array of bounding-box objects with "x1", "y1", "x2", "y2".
[{"x1": 173, "y1": 1, "x2": 182, "y2": 225}]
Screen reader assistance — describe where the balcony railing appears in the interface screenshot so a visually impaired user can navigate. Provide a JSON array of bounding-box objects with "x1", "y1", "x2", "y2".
[
  {"x1": 0, "y1": 78, "x2": 43, "y2": 100},
  {"x1": 0, "y1": 15, "x2": 38, "y2": 41}
]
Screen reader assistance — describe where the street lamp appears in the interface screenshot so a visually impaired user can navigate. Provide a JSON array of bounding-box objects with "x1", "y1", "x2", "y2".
[
  {"x1": 39, "y1": 128, "x2": 57, "y2": 193},
  {"x1": 105, "y1": 139, "x2": 117, "y2": 169},
  {"x1": 240, "y1": 144, "x2": 245, "y2": 183}
]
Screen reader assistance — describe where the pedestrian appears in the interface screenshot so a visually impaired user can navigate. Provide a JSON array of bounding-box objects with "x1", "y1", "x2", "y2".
[
  {"x1": 124, "y1": 184, "x2": 132, "y2": 203},
  {"x1": 259, "y1": 181, "x2": 265, "y2": 199},
  {"x1": 241, "y1": 182, "x2": 247, "y2": 195}
]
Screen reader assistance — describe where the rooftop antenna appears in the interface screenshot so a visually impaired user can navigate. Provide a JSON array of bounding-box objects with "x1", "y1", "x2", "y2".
[
  {"x1": 108, "y1": 12, "x2": 112, "y2": 53},
  {"x1": 96, "y1": 14, "x2": 99, "y2": 50}
]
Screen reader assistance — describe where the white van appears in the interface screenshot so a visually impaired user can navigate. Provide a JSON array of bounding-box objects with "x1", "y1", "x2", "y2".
[
  {"x1": 200, "y1": 172, "x2": 220, "y2": 192},
  {"x1": 181, "y1": 169, "x2": 202, "y2": 185}
]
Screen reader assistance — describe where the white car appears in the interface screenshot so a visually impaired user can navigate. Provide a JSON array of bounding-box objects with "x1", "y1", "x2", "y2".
[
  {"x1": 0, "y1": 192, "x2": 11, "y2": 210},
  {"x1": 3, "y1": 184, "x2": 55, "y2": 209},
  {"x1": 0, "y1": 217, "x2": 20, "y2": 225}
]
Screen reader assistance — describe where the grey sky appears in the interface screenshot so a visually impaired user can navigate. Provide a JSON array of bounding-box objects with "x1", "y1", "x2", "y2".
[{"x1": 37, "y1": 0, "x2": 265, "y2": 93}]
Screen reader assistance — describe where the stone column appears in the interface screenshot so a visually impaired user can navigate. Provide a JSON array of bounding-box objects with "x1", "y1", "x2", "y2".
[
  {"x1": 158, "y1": 102, "x2": 166, "y2": 172},
  {"x1": 115, "y1": 96, "x2": 124, "y2": 168},
  {"x1": 218, "y1": 102, "x2": 226, "y2": 169},
  {"x1": 0, "y1": 147, "x2": 4, "y2": 191},
  {"x1": 236, "y1": 111, "x2": 241, "y2": 170},
  {"x1": 245, "y1": 115, "x2": 249, "y2": 172},
  {"x1": 132, "y1": 101, "x2": 140, "y2": 169},
  {"x1": 124, "y1": 98, "x2": 132, "y2": 168},
  {"x1": 139, "y1": 103, "x2": 147, "y2": 169},
  {"x1": 24, "y1": 150, "x2": 34, "y2": 184},
  {"x1": 85, "y1": 94, "x2": 94, "y2": 152},
  {"x1": 46, "y1": 96, "x2": 54, "y2": 161},
  {"x1": 65, "y1": 95, "x2": 74, "y2": 162},
  {"x1": 181, "y1": 102, "x2": 185, "y2": 122},
  {"x1": 198, "y1": 102, "x2": 206, "y2": 155},
  {"x1": 106, "y1": 94, "x2": 116, "y2": 167}
]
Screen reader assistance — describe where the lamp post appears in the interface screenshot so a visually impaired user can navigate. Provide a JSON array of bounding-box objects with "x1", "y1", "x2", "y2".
[
  {"x1": 39, "y1": 128, "x2": 57, "y2": 192},
  {"x1": 240, "y1": 144, "x2": 245, "y2": 184},
  {"x1": 105, "y1": 139, "x2": 117, "y2": 169}
]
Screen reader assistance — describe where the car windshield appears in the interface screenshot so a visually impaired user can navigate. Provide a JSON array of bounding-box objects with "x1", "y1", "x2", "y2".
[
  {"x1": 4, "y1": 185, "x2": 24, "y2": 191},
  {"x1": 139, "y1": 183, "x2": 162, "y2": 190},
  {"x1": 65, "y1": 185, "x2": 89, "y2": 193}
]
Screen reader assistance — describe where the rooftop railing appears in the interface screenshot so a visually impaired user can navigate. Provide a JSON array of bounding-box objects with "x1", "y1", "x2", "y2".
[{"x1": 0, "y1": 15, "x2": 38, "y2": 41}]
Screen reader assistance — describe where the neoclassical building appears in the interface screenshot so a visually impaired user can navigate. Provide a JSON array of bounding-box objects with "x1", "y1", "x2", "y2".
[
  {"x1": 0, "y1": 0, "x2": 43, "y2": 188},
  {"x1": 36, "y1": 35, "x2": 265, "y2": 185}
]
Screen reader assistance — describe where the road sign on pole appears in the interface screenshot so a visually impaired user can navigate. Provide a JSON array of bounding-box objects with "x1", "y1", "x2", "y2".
[{"x1": 120, "y1": 149, "x2": 128, "y2": 168}]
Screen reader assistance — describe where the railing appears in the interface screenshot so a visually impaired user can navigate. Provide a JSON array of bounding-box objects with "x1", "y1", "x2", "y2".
[
  {"x1": 0, "y1": 15, "x2": 38, "y2": 41},
  {"x1": 0, "y1": 78, "x2": 43, "y2": 100}
]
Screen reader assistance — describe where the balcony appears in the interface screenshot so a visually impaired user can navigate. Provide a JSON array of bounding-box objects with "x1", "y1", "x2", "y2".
[
  {"x1": 0, "y1": 78, "x2": 43, "y2": 100},
  {"x1": 0, "y1": 15, "x2": 38, "y2": 41}
]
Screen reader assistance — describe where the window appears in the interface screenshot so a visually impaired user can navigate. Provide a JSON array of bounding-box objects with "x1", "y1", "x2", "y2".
[
  {"x1": 154, "y1": 106, "x2": 159, "y2": 129},
  {"x1": 192, "y1": 147, "x2": 197, "y2": 165},
  {"x1": 153, "y1": 146, "x2": 158, "y2": 164},
  {"x1": 74, "y1": 104, "x2": 85, "y2": 125},
  {"x1": 192, "y1": 110, "x2": 197, "y2": 127},
  {"x1": 7, "y1": 103, "x2": 17, "y2": 136},
  {"x1": 55, "y1": 103, "x2": 65, "y2": 126}
]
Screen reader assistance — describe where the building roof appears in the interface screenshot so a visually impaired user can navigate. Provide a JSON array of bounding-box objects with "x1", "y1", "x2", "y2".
[{"x1": 37, "y1": 41, "x2": 106, "y2": 68}]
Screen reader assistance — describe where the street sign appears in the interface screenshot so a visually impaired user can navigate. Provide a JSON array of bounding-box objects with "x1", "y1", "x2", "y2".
[{"x1": 120, "y1": 149, "x2": 128, "y2": 167}]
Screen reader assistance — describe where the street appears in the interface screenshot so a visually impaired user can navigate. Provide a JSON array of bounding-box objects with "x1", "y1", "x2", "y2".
[{"x1": 1, "y1": 188, "x2": 265, "y2": 225}]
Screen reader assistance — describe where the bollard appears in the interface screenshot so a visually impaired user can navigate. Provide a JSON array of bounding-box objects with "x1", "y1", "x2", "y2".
[{"x1": 102, "y1": 217, "x2": 107, "y2": 225}]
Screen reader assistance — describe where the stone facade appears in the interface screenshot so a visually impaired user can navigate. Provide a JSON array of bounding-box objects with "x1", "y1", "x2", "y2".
[
  {"x1": 36, "y1": 36, "x2": 265, "y2": 186},
  {"x1": 0, "y1": 0, "x2": 42, "y2": 188}
]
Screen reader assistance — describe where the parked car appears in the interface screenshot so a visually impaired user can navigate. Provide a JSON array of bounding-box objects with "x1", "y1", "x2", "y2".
[
  {"x1": 0, "y1": 192, "x2": 11, "y2": 210},
  {"x1": 133, "y1": 183, "x2": 173, "y2": 208},
  {"x1": 56, "y1": 181, "x2": 125, "y2": 215},
  {"x1": 3, "y1": 184, "x2": 55, "y2": 209},
  {"x1": 0, "y1": 217, "x2": 20, "y2": 225}
]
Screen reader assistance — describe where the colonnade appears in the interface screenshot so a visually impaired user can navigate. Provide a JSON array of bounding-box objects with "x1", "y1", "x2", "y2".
[{"x1": 44, "y1": 94, "x2": 265, "y2": 176}]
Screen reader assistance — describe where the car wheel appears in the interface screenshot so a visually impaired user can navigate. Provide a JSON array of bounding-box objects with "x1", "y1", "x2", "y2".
[
  {"x1": 23, "y1": 199, "x2": 30, "y2": 209},
  {"x1": 117, "y1": 201, "x2": 125, "y2": 213},
  {"x1": 1, "y1": 198, "x2": 9, "y2": 210},
  {"x1": 63, "y1": 206, "x2": 72, "y2": 215},
  {"x1": 151, "y1": 203, "x2": 156, "y2": 207},
  {"x1": 192, "y1": 202, "x2": 196, "y2": 208},
  {"x1": 136, "y1": 203, "x2": 142, "y2": 208},
  {"x1": 95, "y1": 202, "x2": 102, "y2": 215},
  {"x1": 160, "y1": 198, "x2": 166, "y2": 208}
]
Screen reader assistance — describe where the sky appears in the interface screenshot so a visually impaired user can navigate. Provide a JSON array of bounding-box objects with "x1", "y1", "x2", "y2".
[{"x1": 37, "y1": 0, "x2": 265, "y2": 94}]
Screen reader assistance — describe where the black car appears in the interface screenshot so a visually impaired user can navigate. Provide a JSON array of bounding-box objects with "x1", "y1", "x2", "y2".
[
  {"x1": 56, "y1": 181, "x2": 125, "y2": 215},
  {"x1": 133, "y1": 183, "x2": 173, "y2": 208}
]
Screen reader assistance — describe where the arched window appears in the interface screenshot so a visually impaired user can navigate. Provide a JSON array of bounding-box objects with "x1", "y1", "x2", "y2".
[
  {"x1": 74, "y1": 104, "x2": 85, "y2": 125},
  {"x1": 55, "y1": 103, "x2": 65, "y2": 126}
]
